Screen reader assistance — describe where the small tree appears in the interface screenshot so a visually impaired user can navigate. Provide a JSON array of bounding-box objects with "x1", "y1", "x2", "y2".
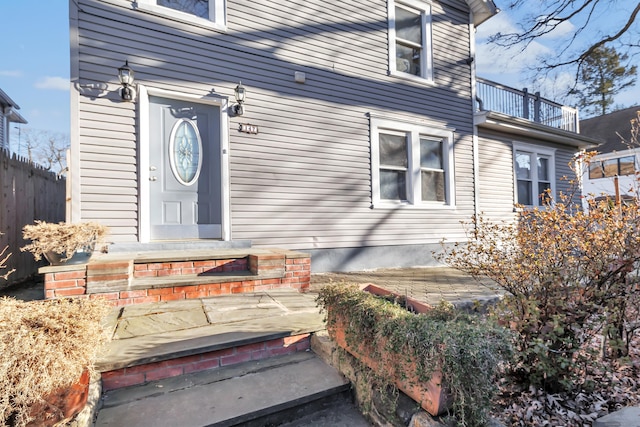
[
  {"x1": 439, "y1": 165, "x2": 640, "y2": 392},
  {"x1": 569, "y1": 46, "x2": 637, "y2": 116},
  {"x1": 13, "y1": 128, "x2": 69, "y2": 175}
]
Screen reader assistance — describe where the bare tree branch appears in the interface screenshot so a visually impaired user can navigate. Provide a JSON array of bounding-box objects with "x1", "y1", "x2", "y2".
[{"x1": 489, "y1": 1, "x2": 640, "y2": 74}]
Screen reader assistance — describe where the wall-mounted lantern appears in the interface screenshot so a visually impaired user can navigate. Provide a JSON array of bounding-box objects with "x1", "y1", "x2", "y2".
[
  {"x1": 118, "y1": 60, "x2": 136, "y2": 102},
  {"x1": 232, "y1": 81, "x2": 246, "y2": 116}
]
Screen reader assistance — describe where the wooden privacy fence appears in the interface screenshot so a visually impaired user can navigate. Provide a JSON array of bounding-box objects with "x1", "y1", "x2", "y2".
[{"x1": 0, "y1": 149, "x2": 65, "y2": 288}]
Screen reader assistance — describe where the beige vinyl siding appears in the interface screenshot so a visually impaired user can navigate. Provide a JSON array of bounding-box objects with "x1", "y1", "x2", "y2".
[
  {"x1": 477, "y1": 131, "x2": 517, "y2": 222},
  {"x1": 74, "y1": 0, "x2": 476, "y2": 249},
  {"x1": 478, "y1": 129, "x2": 581, "y2": 223}
]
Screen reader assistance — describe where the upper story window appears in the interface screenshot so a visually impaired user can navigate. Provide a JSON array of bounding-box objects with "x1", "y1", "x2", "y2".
[
  {"x1": 588, "y1": 155, "x2": 637, "y2": 179},
  {"x1": 371, "y1": 117, "x2": 454, "y2": 208},
  {"x1": 513, "y1": 144, "x2": 555, "y2": 207},
  {"x1": 388, "y1": 0, "x2": 433, "y2": 82},
  {"x1": 158, "y1": 0, "x2": 208, "y2": 18},
  {"x1": 136, "y1": 0, "x2": 226, "y2": 29}
]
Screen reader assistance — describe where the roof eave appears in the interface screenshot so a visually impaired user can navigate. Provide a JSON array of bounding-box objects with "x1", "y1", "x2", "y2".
[
  {"x1": 8, "y1": 110, "x2": 27, "y2": 124},
  {"x1": 0, "y1": 88, "x2": 20, "y2": 110},
  {"x1": 466, "y1": 0, "x2": 499, "y2": 26},
  {"x1": 475, "y1": 111, "x2": 601, "y2": 149}
]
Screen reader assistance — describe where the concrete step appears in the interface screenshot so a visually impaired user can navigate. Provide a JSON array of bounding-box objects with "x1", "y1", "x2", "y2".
[
  {"x1": 94, "y1": 352, "x2": 369, "y2": 427},
  {"x1": 107, "y1": 241, "x2": 252, "y2": 253}
]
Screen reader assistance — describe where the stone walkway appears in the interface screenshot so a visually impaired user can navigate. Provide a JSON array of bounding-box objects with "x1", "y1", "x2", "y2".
[{"x1": 311, "y1": 267, "x2": 502, "y2": 309}]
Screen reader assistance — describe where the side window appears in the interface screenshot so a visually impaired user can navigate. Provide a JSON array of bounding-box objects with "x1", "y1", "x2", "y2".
[
  {"x1": 137, "y1": 0, "x2": 226, "y2": 29},
  {"x1": 514, "y1": 146, "x2": 555, "y2": 207},
  {"x1": 388, "y1": 0, "x2": 433, "y2": 82},
  {"x1": 588, "y1": 155, "x2": 637, "y2": 179},
  {"x1": 371, "y1": 117, "x2": 454, "y2": 207},
  {"x1": 379, "y1": 132, "x2": 409, "y2": 201},
  {"x1": 618, "y1": 156, "x2": 636, "y2": 175},
  {"x1": 588, "y1": 160, "x2": 604, "y2": 179},
  {"x1": 420, "y1": 136, "x2": 445, "y2": 202}
]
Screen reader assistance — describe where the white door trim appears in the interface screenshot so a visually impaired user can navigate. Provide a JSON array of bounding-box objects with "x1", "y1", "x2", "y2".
[{"x1": 138, "y1": 85, "x2": 231, "y2": 242}]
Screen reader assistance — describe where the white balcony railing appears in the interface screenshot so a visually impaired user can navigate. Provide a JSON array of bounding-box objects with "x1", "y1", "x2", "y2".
[{"x1": 476, "y1": 78, "x2": 579, "y2": 133}]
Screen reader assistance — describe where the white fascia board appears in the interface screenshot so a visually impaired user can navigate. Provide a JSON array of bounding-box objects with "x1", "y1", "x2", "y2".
[{"x1": 475, "y1": 111, "x2": 601, "y2": 149}]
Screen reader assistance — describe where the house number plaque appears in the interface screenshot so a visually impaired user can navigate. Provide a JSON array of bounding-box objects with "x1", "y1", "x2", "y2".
[{"x1": 239, "y1": 123, "x2": 259, "y2": 134}]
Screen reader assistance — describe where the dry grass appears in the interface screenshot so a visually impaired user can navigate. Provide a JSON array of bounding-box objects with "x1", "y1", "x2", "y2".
[{"x1": 0, "y1": 297, "x2": 112, "y2": 426}]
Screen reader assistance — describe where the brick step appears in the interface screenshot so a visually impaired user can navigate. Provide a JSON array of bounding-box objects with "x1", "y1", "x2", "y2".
[
  {"x1": 41, "y1": 248, "x2": 311, "y2": 306},
  {"x1": 94, "y1": 352, "x2": 368, "y2": 427},
  {"x1": 97, "y1": 290, "x2": 326, "y2": 391},
  {"x1": 127, "y1": 270, "x2": 289, "y2": 296}
]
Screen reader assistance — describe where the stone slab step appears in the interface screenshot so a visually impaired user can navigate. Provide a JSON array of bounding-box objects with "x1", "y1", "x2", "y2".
[
  {"x1": 97, "y1": 291, "x2": 325, "y2": 372},
  {"x1": 107, "y1": 241, "x2": 252, "y2": 253},
  {"x1": 94, "y1": 352, "x2": 360, "y2": 427},
  {"x1": 93, "y1": 247, "x2": 303, "y2": 263},
  {"x1": 276, "y1": 400, "x2": 372, "y2": 427},
  {"x1": 594, "y1": 407, "x2": 640, "y2": 427}
]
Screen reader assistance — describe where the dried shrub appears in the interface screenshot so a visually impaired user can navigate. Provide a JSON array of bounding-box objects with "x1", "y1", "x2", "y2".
[
  {"x1": 0, "y1": 297, "x2": 111, "y2": 426},
  {"x1": 0, "y1": 244, "x2": 14, "y2": 281},
  {"x1": 21, "y1": 221, "x2": 108, "y2": 261},
  {"x1": 440, "y1": 167, "x2": 640, "y2": 392}
]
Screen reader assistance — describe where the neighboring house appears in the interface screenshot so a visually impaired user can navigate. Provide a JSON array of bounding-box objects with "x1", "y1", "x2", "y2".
[
  {"x1": 68, "y1": 0, "x2": 598, "y2": 272},
  {"x1": 580, "y1": 106, "x2": 640, "y2": 202},
  {"x1": 0, "y1": 88, "x2": 27, "y2": 150}
]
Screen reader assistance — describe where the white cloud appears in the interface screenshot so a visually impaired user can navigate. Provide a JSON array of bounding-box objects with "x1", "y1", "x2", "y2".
[
  {"x1": 476, "y1": 12, "x2": 518, "y2": 41},
  {"x1": 538, "y1": 18, "x2": 576, "y2": 40},
  {"x1": 476, "y1": 40, "x2": 552, "y2": 80},
  {"x1": 475, "y1": 8, "x2": 562, "y2": 87},
  {"x1": 0, "y1": 70, "x2": 22, "y2": 77},
  {"x1": 35, "y1": 76, "x2": 69, "y2": 91}
]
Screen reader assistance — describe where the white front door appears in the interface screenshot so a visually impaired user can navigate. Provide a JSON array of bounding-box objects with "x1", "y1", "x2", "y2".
[{"x1": 148, "y1": 96, "x2": 222, "y2": 240}]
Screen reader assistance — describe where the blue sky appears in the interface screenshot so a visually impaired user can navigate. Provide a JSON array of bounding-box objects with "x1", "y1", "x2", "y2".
[
  {"x1": 1, "y1": 1, "x2": 70, "y2": 136},
  {"x1": 475, "y1": 2, "x2": 638, "y2": 113},
  {"x1": 0, "y1": 1, "x2": 637, "y2": 139}
]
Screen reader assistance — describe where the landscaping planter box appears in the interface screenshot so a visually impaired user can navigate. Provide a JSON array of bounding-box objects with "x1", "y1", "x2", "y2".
[{"x1": 325, "y1": 284, "x2": 450, "y2": 416}]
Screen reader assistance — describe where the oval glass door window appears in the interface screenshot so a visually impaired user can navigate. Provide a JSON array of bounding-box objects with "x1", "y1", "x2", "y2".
[{"x1": 168, "y1": 119, "x2": 203, "y2": 186}]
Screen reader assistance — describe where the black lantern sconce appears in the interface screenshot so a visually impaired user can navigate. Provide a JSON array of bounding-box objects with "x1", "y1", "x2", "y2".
[
  {"x1": 232, "y1": 81, "x2": 246, "y2": 116},
  {"x1": 118, "y1": 60, "x2": 136, "y2": 102}
]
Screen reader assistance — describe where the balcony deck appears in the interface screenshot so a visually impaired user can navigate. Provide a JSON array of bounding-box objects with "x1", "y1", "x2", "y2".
[{"x1": 477, "y1": 77, "x2": 579, "y2": 133}]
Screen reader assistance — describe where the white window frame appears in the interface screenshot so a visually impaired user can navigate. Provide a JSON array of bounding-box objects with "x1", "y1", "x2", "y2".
[
  {"x1": 371, "y1": 117, "x2": 455, "y2": 209},
  {"x1": 388, "y1": 0, "x2": 434, "y2": 83},
  {"x1": 512, "y1": 143, "x2": 556, "y2": 207},
  {"x1": 135, "y1": 0, "x2": 226, "y2": 31}
]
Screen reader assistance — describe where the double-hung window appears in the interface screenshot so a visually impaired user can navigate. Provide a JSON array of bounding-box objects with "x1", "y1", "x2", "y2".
[
  {"x1": 379, "y1": 131, "x2": 409, "y2": 200},
  {"x1": 372, "y1": 117, "x2": 454, "y2": 207},
  {"x1": 388, "y1": 0, "x2": 433, "y2": 82},
  {"x1": 136, "y1": 0, "x2": 226, "y2": 29},
  {"x1": 513, "y1": 144, "x2": 555, "y2": 207}
]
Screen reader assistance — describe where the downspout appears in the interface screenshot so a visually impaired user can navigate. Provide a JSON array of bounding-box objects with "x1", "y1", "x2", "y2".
[
  {"x1": 469, "y1": 16, "x2": 480, "y2": 230},
  {"x1": 68, "y1": 0, "x2": 81, "y2": 223}
]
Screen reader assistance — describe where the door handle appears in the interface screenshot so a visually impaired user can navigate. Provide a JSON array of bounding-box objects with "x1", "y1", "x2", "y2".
[
  {"x1": 150, "y1": 166, "x2": 157, "y2": 171},
  {"x1": 150, "y1": 176, "x2": 157, "y2": 181}
]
